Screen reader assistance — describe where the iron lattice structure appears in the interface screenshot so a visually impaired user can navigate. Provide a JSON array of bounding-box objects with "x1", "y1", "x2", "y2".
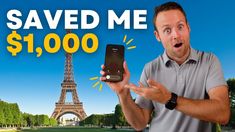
[{"x1": 51, "y1": 30, "x2": 87, "y2": 121}]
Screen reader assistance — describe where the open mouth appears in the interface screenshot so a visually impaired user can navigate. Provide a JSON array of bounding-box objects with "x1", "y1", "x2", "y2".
[{"x1": 174, "y1": 43, "x2": 183, "y2": 48}]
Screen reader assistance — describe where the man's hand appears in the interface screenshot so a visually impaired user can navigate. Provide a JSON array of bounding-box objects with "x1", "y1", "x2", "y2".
[
  {"x1": 100, "y1": 61, "x2": 130, "y2": 95},
  {"x1": 125, "y1": 79, "x2": 171, "y2": 104}
]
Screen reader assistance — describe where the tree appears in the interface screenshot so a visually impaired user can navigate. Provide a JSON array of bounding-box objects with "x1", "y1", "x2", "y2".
[
  {"x1": 10, "y1": 103, "x2": 21, "y2": 127},
  {"x1": 22, "y1": 113, "x2": 35, "y2": 127},
  {"x1": 0, "y1": 101, "x2": 23, "y2": 127},
  {"x1": 80, "y1": 114, "x2": 110, "y2": 127},
  {"x1": 49, "y1": 118, "x2": 57, "y2": 126},
  {"x1": 0, "y1": 101, "x2": 6, "y2": 127},
  {"x1": 34, "y1": 115, "x2": 40, "y2": 126},
  {"x1": 3, "y1": 102, "x2": 13, "y2": 127},
  {"x1": 228, "y1": 78, "x2": 235, "y2": 108},
  {"x1": 230, "y1": 109, "x2": 235, "y2": 128},
  {"x1": 227, "y1": 78, "x2": 235, "y2": 128},
  {"x1": 0, "y1": 100, "x2": 57, "y2": 128},
  {"x1": 102, "y1": 114, "x2": 114, "y2": 126},
  {"x1": 86, "y1": 114, "x2": 100, "y2": 126},
  {"x1": 114, "y1": 104, "x2": 127, "y2": 128},
  {"x1": 20, "y1": 113, "x2": 27, "y2": 127},
  {"x1": 35, "y1": 115, "x2": 49, "y2": 126},
  {"x1": 40, "y1": 115, "x2": 50, "y2": 126}
]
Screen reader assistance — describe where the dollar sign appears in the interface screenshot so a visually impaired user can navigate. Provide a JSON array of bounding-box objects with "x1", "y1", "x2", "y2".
[{"x1": 7, "y1": 31, "x2": 22, "y2": 56}]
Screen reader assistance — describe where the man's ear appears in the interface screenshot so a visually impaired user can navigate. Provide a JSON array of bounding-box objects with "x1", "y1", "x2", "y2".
[
  {"x1": 154, "y1": 30, "x2": 161, "y2": 42},
  {"x1": 187, "y1": 22, "x2": 191, "y2": 32}
]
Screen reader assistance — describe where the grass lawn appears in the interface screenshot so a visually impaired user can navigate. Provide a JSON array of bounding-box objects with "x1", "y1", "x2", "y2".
[
  {"x1": 1, "y1": 127, "x2": 134, "y2": 132},
  {"x1": 0, "y1": 131, "x2": 16, "y2": 132}
]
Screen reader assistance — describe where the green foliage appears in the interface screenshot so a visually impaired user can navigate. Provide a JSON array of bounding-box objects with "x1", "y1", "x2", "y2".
[
  {"x1": 10, "y1": 103, "x2": 21, "y2": 126},
  {"x1": 18, "y1": 127, "x2": 132, "y2": 132},
  {"x1": 80, "y1": 114, "x2": 102, "y2": 126},
  {"x1": 0, "y1": 100, "x2": 57, "y2": 127},
  {"x1": 21, "y1": 113, "x2": 57, "y2": 127},
  {"x1": 102, "y1": 114, "x2": 115, "y2": 126},
  {"x1": 227, "y1": 78, "x2": 235, "y2": 127},
  {"x1": 0, "y1": 101, "x2": 6, "y2": 126},
  {"x1": 230, "y1": 109, "x2": 235, "y2": 128},
  {"x1": 1, "y1": 100, "x2": 14, "y2": 126},
  {"x1": 228, "y1": 78, "x2": 235, "y2": 108},
  {"x1": 216, "y1": 123, "x2": 222, "y2": 132},
  {"x1": 80, "y1": 114, "x2": 115, "y2": 126},
  {"x1": 49, "y1": 118, "x2": 57, "y2": 126},
  {"x1": 38, "y1": 115, "x2": 50, "y2": 126},
  {"x1": 42, "y1": 115, "x2": 50, "y2": 126},
  {"x1": 33, "y1": 114, "x2": 51, "y2": 126},
  {"x1": 80, "y1": 104, "x2": 129, "y2": 127},
  {"x1": 22, "y1": 113, "x2": 35, "y2": 127},
  {"x1": 114, "y1": 104, "x2": 127, "y2": 126}
]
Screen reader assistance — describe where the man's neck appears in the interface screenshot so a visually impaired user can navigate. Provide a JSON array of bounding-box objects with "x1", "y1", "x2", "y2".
[{"x1": 168, "y1": 48, "x2": 190, "y2": 65}]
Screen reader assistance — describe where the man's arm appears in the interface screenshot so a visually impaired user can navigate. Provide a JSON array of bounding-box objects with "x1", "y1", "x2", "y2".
[
  {"x1": 126, "y1": 80, "x2": 230, "y2": 124},
  {"x1": 118, "y1": 89, "x2": 152, "y2": 131},
  {"x1": 176, "y1": 85, "x2": 230, "y2": 124},
  {"x1": 100, "y1": 62, "x2": 152, "y2": 131}
]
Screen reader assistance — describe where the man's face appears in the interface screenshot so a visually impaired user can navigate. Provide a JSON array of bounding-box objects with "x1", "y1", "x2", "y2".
[{"x1": 154, "y1": 9, "x2": 190, "y2": 60}]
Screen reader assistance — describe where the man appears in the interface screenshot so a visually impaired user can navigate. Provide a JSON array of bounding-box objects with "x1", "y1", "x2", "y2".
[{"x1": 100, "y1": 2, "x2": 230, "y2": 132}]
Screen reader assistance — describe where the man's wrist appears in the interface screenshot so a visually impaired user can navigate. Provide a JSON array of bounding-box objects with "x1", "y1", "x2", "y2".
[
  {"x1": 165, "y1": 92, "x2": 178, "y2": 110},
  {"x1": 118, "y1": 88, "x2": 130, "y2": 98},
  {"x1": 165, "y1": 92, "x2": 172, "y2": 104}
]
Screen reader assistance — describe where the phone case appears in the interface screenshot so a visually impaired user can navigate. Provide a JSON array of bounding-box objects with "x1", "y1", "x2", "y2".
[{"x1": 104, "y1": 44, "x2": 124, "y2": 82}]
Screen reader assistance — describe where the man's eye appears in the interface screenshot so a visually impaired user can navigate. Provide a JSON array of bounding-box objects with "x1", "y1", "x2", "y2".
[
  {"x1": 164, "y1": 28, "x2": 171, "y2": 34},
  {"x1": 178, "y1": 24, "x2": 184, "y2": 30}
]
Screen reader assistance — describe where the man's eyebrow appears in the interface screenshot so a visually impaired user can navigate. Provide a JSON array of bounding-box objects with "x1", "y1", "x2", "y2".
[
  {"x1": 160, "y1": 20, "x2": 186, "y2": 29},
  {"x1": 161, "y1": 24, "x2": 170, "y2": 29},
  {"x1": 177, "y1": 20, "x2": 185, "y2": 24},
  {"x1": 177, "y1": 20, "x2": 188, "y2": 25}
]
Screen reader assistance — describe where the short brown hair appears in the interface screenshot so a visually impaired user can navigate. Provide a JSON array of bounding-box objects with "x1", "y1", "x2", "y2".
[{"x1": 153, "y1": 2, "x2": 187, "y2": 31}]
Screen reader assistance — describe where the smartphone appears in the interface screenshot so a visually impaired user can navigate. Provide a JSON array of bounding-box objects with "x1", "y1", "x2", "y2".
[{"x1": 104, "y1": 44, "x2": 125, "y2": 82}]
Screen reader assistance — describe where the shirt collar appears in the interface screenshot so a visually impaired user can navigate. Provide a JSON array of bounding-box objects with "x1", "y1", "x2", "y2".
[{"x1": 162, "y1": 48, "x2": 199, "y2": 66}]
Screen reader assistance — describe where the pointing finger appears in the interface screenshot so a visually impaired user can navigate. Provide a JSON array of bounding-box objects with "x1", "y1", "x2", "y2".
[
  {"x1": 138, "y1": 82, "x2": 145, "y2": 87},
  {"x1": 125, "y1": 84, "x2": 143, "y2": 93},
  {"x1": 147, "y1": 79, "x2": 160, "y2": 88}
]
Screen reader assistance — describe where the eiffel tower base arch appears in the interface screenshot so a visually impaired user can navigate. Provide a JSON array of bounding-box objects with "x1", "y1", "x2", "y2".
[{"x1": 51, "y1": 103, "x2": 87, "y2": 120}]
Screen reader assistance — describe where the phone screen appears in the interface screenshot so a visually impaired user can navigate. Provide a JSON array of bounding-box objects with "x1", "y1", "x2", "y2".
[{"x1": 104, "y1": 44, "x2": 124, "y2": 82}]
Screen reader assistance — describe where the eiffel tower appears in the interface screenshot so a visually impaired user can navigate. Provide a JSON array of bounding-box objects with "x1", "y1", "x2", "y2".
[{"x1": 51, "y1": 30, "x2": 87, "y2": 121}]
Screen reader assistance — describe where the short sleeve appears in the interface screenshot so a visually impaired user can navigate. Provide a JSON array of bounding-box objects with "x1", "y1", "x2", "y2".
[
  {"x1": 206, "y1": 54, "x2": 227, "y2": 92},
  {"x1": 135, "y1": 64, "x2": 154, "y2": 110}
]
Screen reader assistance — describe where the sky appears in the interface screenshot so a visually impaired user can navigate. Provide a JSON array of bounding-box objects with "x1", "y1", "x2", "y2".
[{"x1": 0, "y1": 0, "x2": 235, "y2": 118}]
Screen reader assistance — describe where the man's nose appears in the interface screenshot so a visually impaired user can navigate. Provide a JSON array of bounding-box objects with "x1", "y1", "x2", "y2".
[{"x1": 172, "y1": 29, "x2": 180, "y2": 40}]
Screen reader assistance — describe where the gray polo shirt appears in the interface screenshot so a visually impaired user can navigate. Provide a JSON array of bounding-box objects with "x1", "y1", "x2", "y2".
[{"x1": 135, "y1": 48, "x2": 227, "y2": 132}]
